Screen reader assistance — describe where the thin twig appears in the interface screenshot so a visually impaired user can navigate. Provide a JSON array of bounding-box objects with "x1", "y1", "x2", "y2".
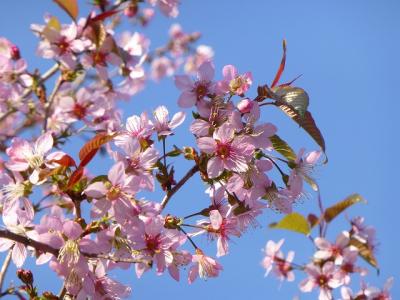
[
  {"x1": 0, "y1": 250, "x2": 12, "y2": 292},
  {"x1": 0, "y1": 63, "x2": 59, "y2": 125},
  {"x1": 43, "y1": 77, "x2": 64, "y2": 131},
  {"x1": 58, "y1": 284, "x2": 66, "y2": 299},
  {"x1": 160, "y1": 165, "x2": 199, "y2": 210}
]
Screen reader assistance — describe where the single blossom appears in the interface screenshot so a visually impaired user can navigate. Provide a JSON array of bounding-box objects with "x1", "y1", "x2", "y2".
[
  {"x1": 175, "y1": 60, "x2": 215, "y2": 108},
  {"x1": 217, "y1": 64, "x2": 252, "y2": 95},
  {"x1": 197, "y1": 123, "x2": 254, "y2": 178},
  {"x1": 152, "y1": 105, "x2": 185, "y2": 137},
  {"x1": 188, "y1": 249, "x2": 223, "y2": 283},
  {"x1": 299, "y1": 261, "x2": 344, "y2": 300}
]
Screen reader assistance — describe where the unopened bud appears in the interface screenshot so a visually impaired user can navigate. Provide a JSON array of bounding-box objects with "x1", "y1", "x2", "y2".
[
  {"x1": 17, "y1": 269, "x2": 33, "y2": 285},
  {"x1": 183, "y1": 147, "x2": 197, "y2": 160},
  {"x1": 164, "y1": 214, "x2": 182, "y2": 229},
  {"x1": 10, "y1": 45, "x2": 20, "y2": 60},
  {"x1": 237, "y1": 98, "x2": 254, "y2": 114},
  {"x1": 124, "y1": 4, "x2": 138, "y2": 18},
  {"x1": 42, "y1": 291, "x2": 59, "y2": 300}
]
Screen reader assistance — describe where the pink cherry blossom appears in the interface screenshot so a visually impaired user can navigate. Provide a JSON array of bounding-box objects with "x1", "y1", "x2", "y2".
[
  {"x1": 217, "y1": 65, "x2": 252, "y2": 95},
  {"x1": 314, "y1": 231, "x2": 351, "y2": 265},
  {"x1": 197, "y1": 123, "x2": 254, "y2": 178},
  {"x1": 175, "y1": 60, "x2": 215, "y2": 108},
  {"x1": 5, "y1": 132, "x2": 54, "y2": 184},
  {"x1": 152, "y1": 105, "x2": 185, "y2": 137},
  {"x1": 299, "y1": 261, "x2": 344, "y2": 300},
  {"x1": 188, "y1": 249, "x2": 223, "y2": 283}
]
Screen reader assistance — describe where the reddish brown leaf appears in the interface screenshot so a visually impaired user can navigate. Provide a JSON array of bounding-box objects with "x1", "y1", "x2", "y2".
[
  {"x1": 67, "y1": 167, "x2": 84, "y2": 190},
  {"x1": 50, "y1": 154, "x2": 77, "y2": 167},
  {"x1": 274, "y1": 102, "x2": 326, "y2": 153},
  {"x1": 271, "y1": 39, "x2": 287, "y2": 88},
  {"x1": 53, "y1": 0, "x2": 79, "y2": 21},
  {"x1": 89, "y1": 9, "x2": 120, "y2": 23},
  {"x1": 78, "y1": 132, "x2": 116, "y2": 167}
]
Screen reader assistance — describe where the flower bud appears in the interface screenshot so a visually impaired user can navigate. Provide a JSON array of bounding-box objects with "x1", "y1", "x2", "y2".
[
  {"x1": 17, "y1": 269, "x2": 33, "y2": 285},
  {"x1": 10, "y1": 44, "x2": 20, "y2": 60},
  {"x1": 124, "y1": 4, "x2": 138, "y2": 18},
  {"x1": 237, "y1": 98, "x2": 254, "y2": 114}
]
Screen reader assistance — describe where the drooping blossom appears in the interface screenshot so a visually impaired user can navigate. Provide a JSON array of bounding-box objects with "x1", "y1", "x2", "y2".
[{"x1": 188, "y1": 248, "x2": 223, "y2": 283}]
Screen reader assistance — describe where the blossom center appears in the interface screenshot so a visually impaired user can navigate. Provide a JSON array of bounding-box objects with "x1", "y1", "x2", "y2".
[
  {"x1": 73, "y1": 103, "x2": 87, "y2": 119},
  {"x1": 58, "y1": 239, "x2": 80, "y2": 266},
  {"x1": 92, "y1": 51, "x2": 107, "y2": 66},
  {"x1": 145, "y1": 233, "x2": 161, "y2": 254},
  {"x1": 194, "y1": 82, "x2": 208, "y2": 98},
  {"x1": 216, "y1": 142, "x2": 231, "y2": 159},
  {"x1": 107, "y1": 185, "x2": 121, "y2": 201}
]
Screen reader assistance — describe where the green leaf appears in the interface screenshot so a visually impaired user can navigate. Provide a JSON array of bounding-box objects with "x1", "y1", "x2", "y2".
[
  {"x1": 349, "y1": 237, "x2": 379, "y2": 269},
  {"x1": 270, "y1": 134, "x2": 297, "y2": 162},
  {"x1": 324, "y1": 194, "x2": 366, "y2": 223},
  {"x1": 53, "y1": 0, "x2": 79, "y2": 21},
  {"x1": 274, "y1": 86, "x2": 309, "y2": 118},
  {"x1": 269, "y1": 212, "x2": 311, "y2": 235}
]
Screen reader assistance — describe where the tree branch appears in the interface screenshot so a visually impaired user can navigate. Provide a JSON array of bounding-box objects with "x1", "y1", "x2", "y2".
[
  {"x1": 0, "y1": 63, "x2": 60, "y2": 125},
  {"x1": 0, "y1": 229, "x2": 146, "y2": 265},
  {"x1": 161, "y1": 164, "x2": 199, "y2": 210}
]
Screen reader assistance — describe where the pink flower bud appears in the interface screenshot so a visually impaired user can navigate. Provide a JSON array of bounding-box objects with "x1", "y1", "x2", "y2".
[
  {"x1": 124, "y1": 4, "x2": 138, "y2": 18},
  {"x1": 10, "y1": 44, "x2": 20, "y2": 60},
  {"x1": 237, "y1": 98, "x2": 254, "y2": 114}
]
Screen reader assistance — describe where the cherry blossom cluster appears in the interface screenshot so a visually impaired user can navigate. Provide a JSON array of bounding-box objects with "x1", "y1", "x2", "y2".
[{"x1": 0, "y1": 1, "x2": 392, "y2": 299}]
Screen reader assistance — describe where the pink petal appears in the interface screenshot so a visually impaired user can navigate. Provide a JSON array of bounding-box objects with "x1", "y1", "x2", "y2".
[
  {"x1": 169, "y1": 111, "x2": 186, "y2": 129},
  {"x1": 209, "y1": 210, "x2": 222, "y2": 230},
  {"x1": 178, "y1": 91, "x2": 197, "y2": 108},
  {"x1": 63, "y1": 220, "x2": 83, "y2": 240},
  {"x1": 197, "y1": 137, "x2": 216, "y2": 154},
  {"x1": 174, "y1": 75, "x2": 193, "y2": 90},
  {"x1": 85, "y1": 181, "x2": 107, "y2": 199},
  {"x1": 222, "y1": 64, "x2": 237, "y2": 81},
  {"x1": 197, "y1": 61, "x2": 214, "y2": 81},
  {"x1": 12, "y1": 242, "x2": 27, "y2": 267},
  {"x1": 35, "y1": 132, "x2": 53, "y2": 155},
  {"x1": 207, "y1": 157, "x2": 224, "y2": 178}
]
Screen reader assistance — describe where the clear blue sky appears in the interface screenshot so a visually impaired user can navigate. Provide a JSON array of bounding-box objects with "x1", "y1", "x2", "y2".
[{"x1": 0, "y1": 0, "x2": 399, "y2": 299}]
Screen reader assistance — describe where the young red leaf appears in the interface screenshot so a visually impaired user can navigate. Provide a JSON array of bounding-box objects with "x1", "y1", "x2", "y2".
[
  {"x1": 53, "y1": 0, "x2": 79, "y2": 21},
  {"x1": 271, "y1": 39, "x2": 287, "y2": 88},
  {"x1": 50, "y1": 154, "x2": 77, "y2": 167},
  {"x1": 78, "y1": 132, "x2": 116, "y2": 167},
  {"x1": 67, "y1": 166, "x2": 84, "y2": 190},
  {"x1": 89, "y1": 9, "x2": 120, "y2": 23}
]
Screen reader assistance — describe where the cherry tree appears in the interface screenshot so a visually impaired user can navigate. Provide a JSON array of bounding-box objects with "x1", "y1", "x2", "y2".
[{"x1": 0, "y1": 1, "x2": 393, "y2": 299}]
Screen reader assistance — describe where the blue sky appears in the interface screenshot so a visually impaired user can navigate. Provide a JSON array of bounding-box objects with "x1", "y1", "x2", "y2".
[{"x1": 0, "y1": 0, "x2": 399, "y2": 299}]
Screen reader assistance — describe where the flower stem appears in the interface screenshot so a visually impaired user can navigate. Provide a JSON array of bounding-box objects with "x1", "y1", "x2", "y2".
[{"x1": 0, "y1": 249, "x2": 12, "y2": 292}]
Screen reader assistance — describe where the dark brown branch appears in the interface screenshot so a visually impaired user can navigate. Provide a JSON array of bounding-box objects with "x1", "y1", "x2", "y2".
[
  {"x1": 0, "y1": 229, "x2": 146, "y2": 265},
  {"x1": 161, "y1": 164, "x2": 199, "y2": 210}
]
